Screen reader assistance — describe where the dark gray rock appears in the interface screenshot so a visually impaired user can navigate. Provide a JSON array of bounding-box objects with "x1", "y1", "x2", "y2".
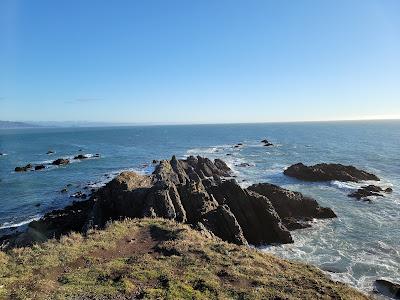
[
  {"x1": 202, "y1": 205, "x2": 247, "y2": 245},
  {"x1": 74, "y1": 154, "x2": 88, "y2": 160},
  {"x1": 35, "y1": 165, "x2": 45, "y2": 171},
  {"x1": 248, "y1": 183, "x2": 336, "y2": 230},
  {"x1": 284, "y1": 163, "x2": 380, "y2": 182},
  {"x1": 261, "y1": 139, "x2": 273, "y2": 146},
  {"x1": 15, "y1": 164, "x2": 33, "y2": 172},
  {"x1": 374, "y1": 279, "x2": 400, "y2": 299},
  {"x1": 52, "y1": 158, "x2": 70, "y2": 165}
]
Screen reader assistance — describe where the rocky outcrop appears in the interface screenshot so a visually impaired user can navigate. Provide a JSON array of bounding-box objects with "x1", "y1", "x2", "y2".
[
  {"x1": 52, "y1": 158, "x2": 70, "y2": 165},
  {"x1": 284, "y1": 163, "x2": 379, "y2": 182},
  {"x1": 3, "y1": 156, "x2": 337, "y2": 249},
  {"x1": 374, "y1": 279, "x2": 400, "y2": 299},
  {"x1": 348, "y1": 185, "x2": 392, "y2": 201},
  {"x1": 34, "y1": 165, "x2": 45, "y2": 171},
  {"x1": 46, "y1": 150, "x2": 54, "y2": 155},
  {"x1": 248, "y1": 183, "x2": 336, "y2": 230},
  {"x1": 74, "y1": 154, "x2": 88, "y2": 160}
]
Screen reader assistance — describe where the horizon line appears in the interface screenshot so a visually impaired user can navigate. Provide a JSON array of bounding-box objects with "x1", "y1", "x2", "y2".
[{"x1": 3, "y1": 117, "x2": 400, "y2": 128}]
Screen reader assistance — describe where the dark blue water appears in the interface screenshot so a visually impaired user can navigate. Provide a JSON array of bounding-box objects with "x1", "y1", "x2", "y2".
[{"x1": 0, "y1": 121, "x2": 399, "y2": 293}]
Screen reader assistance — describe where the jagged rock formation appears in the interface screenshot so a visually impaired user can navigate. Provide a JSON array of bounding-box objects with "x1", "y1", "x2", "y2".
[
  {"x1": 248, "y1": 183, "x2": 336, "y2": 230},
  {"x1": 4, "y1": 156, "x2": 337, "y2": 248},
  {"x1": 284, "y1": 163, "x2": 380, "y2": 182},
  {"x1": 348, "y1": 184, "x2": 392, "y2": 201}
]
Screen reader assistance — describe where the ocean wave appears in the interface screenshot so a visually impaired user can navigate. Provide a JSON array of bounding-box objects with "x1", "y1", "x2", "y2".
[
  {"x1": 0, "y1": 215, "x2": 41, "y2": 230},
  {"x1": 186, "y1": 144, "x2": 232, "y2": 156},
  {"x1": 330, "y1": 179, "x2": 393, "y2": 192}
]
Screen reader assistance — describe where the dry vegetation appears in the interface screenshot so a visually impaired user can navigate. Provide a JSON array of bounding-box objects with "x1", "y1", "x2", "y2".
[{"x1": 0, "y1": 218, "x2": 369, "y2": 300}]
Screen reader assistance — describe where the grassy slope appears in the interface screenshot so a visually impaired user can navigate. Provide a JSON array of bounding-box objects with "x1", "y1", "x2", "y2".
[{"x1": 0, "y1": 219, "x2": 369, "y2": 300}]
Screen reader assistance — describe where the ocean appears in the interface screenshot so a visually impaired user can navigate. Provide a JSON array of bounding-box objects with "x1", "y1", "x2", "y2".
[{"x1": 0, "y1": 121, "x2": 399, "y2": 294}]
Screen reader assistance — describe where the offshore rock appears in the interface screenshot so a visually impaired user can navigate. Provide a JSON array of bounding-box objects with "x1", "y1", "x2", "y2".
[
  {"x1": 52, "y1": 158, "x2": 70, "y2": 166},
  {"x1": 284, "y1": 163, "x2": 379, "y2": 182},
  {"x1": 348, "y1": 184, "x2": 393, "y2": 201},
  {"x1": 15, "y1": 164, "x2": 33, "y2": 172}
]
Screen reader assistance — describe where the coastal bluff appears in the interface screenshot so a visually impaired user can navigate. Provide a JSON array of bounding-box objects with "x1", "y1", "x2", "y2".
[{"x1": 3, "y1": 155, "x2": 336, "y2": 248}]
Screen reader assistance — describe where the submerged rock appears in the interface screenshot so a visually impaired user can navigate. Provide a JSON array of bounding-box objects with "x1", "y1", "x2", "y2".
[
  {"x1": 3, "y1": 156, "x2": 336, "y2": 249},
  {"x1": 46, "y1": 150, "x2": 54, "y2": 155},
  {"x1": 284, "y1": 163, "x2": 380, "y2": 182},
  {"x1": 34, "y1": 165, "x2": 45, "y2": 171},
  {"x1": 52, "y1": 158, "x2": 70, "y2": 166},
  {"x1": 374, "y1": 279, "x2": 400, "y2": 299}
]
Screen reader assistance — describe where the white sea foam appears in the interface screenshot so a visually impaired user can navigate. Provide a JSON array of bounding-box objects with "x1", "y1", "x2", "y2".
[{"x1": 0, "y1": 215, "x2": 42, "y2": 230}]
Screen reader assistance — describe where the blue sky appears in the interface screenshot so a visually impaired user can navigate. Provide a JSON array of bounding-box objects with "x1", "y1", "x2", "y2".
[{"x1": 1, "y1": 0, "x2": 399, "y2": 123}]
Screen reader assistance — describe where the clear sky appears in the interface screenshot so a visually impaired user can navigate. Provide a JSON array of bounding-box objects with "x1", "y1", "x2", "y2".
[{"x1": 1, "y1": 0, "x2": 399, "y2": 124}]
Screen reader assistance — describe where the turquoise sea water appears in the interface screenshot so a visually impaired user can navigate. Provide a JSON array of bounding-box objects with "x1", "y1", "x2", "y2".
[{"x1": 0, "y1": 121, "x2": 399, "y2": 294}]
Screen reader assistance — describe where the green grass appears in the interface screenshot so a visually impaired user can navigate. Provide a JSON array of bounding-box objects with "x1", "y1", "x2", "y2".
[{"x1": 0, "y1": 218, "x2": 369, "y2": 299}]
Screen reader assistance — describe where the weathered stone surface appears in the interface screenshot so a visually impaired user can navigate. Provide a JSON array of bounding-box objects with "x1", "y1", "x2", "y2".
[
  {"x1": 284, "y1": 163, "x2": 379, "y2": 182},
  {"x1": 202, "y1": 205, "x2": 247, "y2": 245},
  {"x1": 248, "y1": 183, "x2": 336, "y2": 230}
]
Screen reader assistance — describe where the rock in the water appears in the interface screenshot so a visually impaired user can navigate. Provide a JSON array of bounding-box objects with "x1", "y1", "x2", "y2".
[
  {"x1": 374, "y1": 279, "x2": 400, "y2": 299},
  {"x1": 52, "y1": 158, "x2": 70, "y2": 166},
  {"x1": 284, "y1": 163, "x2": 379, "y2": 182},
  {"x1": 74, "y1": 154, "x2": 88, "y2": 160},
  {"x1": 34, "y1": 165, "x2": 45, "y2": 171},
  {"x1": 261, "y1": 139, "x2": 273, "y2": 146},
  {"x1": 15, "y1": 164, "x2": 33, "y2": 172},
  {"x1": 46, "y1": 150, "x2": 54, "y2": 155},
  {"x1": 236, "y1": 163, "x2": 251, "y2": 167},
  {"x1": 248, "y1": 183, "x2": 336, "y2": 230},
  {"x1": 4, "y1": 155, "x2": 336, "y2": 249},
  {"x1": 348, "y1": 185, "x2": 391, "y2": 200}
]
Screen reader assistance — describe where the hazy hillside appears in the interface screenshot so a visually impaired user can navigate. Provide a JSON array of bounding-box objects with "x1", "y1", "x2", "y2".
[{"x1": 0, "y1": 121, "x2": 38, "y2": 129}]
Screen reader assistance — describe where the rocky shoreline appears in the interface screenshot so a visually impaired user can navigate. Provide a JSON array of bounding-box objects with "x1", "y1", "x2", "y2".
[
  {"x1": 1, "y1": 153, "x2": 397, "y2": 298},
  {"x1": 2, "y1": 155, "x2": 336, "y2": 249}
]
